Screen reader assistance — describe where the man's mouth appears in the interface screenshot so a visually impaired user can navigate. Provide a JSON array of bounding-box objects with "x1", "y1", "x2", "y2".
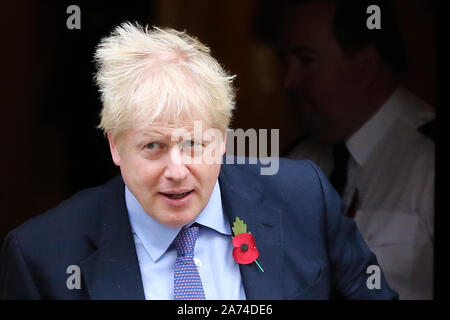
[{"x1": 159, "y1": 190, "x2": 194, "y2": 199}]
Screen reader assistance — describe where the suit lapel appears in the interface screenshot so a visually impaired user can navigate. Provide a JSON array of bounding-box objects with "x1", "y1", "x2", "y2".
[
  {"x1": 79, "y1": 177, "x2": 145, "y2": 300},
  {"x1": 219, "y1": 163, "x2": 285, "y2": 299}
]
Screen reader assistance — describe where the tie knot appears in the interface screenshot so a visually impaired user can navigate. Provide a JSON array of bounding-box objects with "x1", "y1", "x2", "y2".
[
  {"x1": 332, "y1": 143, "x2": 350, "y2": 163},
  {"x1": 174, "y1": 225, "x2": 200, "y2": 257},
  {"x1": 330, "y1": 143, "x2": 351, "y2": 196}
]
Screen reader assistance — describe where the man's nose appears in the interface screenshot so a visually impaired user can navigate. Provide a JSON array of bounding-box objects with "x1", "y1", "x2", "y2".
[
  {"x1": 283, "y1": 58, "x2": 304, "y2": 89},
  {"x1": 163, "y1": 147, "x2": 189, "y2": 181}
]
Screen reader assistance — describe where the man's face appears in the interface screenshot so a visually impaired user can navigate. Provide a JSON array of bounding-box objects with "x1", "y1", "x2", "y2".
[
  {"x1": 109, "y1": 119, "x2": 225, "y2": 228},
  {"x1": 280, "y1": 2, "x2": 364, "y2": 142}
]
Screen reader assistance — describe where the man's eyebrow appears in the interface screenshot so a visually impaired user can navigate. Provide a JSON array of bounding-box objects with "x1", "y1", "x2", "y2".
[
  {"x1": 277, "y1": 46, "x2": 317, "y2": 61},
  {"x1": 288, "y1": 46, "x2": 317, "y2": 55},
  {"x1": 137, "y1": 127, "x2": 196, "y2": 140},
  {"x1": 137, "y1": 131, "x2": 166, "y2": 142}
]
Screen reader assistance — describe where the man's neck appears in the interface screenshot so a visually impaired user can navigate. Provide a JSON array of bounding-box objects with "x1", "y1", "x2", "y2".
[{"x1": 342, "y1": 74, "x2": 400, "y2": 143}]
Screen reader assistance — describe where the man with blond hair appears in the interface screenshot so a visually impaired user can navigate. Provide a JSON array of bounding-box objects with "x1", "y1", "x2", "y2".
[{"x1": 0, "y1": 22, "x2": 397, "y2": 300}]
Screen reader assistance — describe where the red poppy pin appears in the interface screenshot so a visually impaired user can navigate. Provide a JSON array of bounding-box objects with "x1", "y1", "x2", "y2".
[{"x1": 231, "y1": 217, "x2": 264, "y2": 272}]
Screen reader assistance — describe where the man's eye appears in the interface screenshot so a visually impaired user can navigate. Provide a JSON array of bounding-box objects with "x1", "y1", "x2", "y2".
[
  {"x1": 277, "y1": 51, "x2": 289, "y2": 67},
  {"x1": 145, "y1": 142, "x2": 161, "y2": 150},
  {"x1": 181, "y1": 140, "x2": 202, "y2": 148},
  {"x1": 299, "y1": 56, "x2": 314, "y2": 65}
]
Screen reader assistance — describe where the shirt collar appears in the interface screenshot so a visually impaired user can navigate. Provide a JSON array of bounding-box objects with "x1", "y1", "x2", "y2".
[
  {"x1": 346, "y1": 86, "x2": 407, "y2": 166},
  {"x1": 125, "y1": 180, "x2": 230, "y2": 262}
]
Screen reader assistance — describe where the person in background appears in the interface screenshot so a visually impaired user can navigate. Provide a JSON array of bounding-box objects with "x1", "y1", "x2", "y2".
[{"x1": 279, "y1": 0, "x2": 434, "y2": 299}]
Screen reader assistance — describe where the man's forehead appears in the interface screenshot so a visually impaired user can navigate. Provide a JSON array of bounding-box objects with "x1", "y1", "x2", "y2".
[
  {"x1": 132, "y1": 120, "x2": 208, "y2": 137},
  {"x1": 282, "y1": 2, "x2": 335, "y2": 45}
]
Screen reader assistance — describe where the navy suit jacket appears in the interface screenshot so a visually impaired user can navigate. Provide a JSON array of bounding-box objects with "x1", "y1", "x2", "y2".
[{"x1": 0, "y1": 158, "x2": 398, "y2": 299}]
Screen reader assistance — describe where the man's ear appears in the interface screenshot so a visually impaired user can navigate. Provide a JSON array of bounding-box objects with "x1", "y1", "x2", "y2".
[
  {"x1": 354, "y1": 45, "x2": 380, "y2": 87},
  {"x1": 108, "y1": 133, "x2": 121, "y2": 166},
  {"x1": 221, "y1": 132, "x2": 227, "y2": 156}
]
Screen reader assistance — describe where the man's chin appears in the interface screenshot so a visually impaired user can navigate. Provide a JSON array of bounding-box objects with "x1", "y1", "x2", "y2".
[{"x1": 154, "y1": 210, "x2": 200, "y2": 229}]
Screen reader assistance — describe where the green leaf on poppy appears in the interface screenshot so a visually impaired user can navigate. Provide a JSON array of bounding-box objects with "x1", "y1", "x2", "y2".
[{"x1": 232, "y1": 217, "x2": 247, "y2": 236}]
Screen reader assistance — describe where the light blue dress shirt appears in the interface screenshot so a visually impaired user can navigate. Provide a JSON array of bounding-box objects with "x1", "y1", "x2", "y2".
[{"x1": 125, "y1": 181, "x2": 246, "y2": 300}]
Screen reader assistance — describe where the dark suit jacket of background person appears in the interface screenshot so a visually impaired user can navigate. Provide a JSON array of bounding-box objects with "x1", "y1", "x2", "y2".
[{"x1": 0, "y1": 158, "x2": 398, "y2": 299}]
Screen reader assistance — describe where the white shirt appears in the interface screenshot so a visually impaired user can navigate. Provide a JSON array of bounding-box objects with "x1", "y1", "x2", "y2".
[
  {"x1": 289, "y1": 86, "x2": 435, "y2": 299},
  {"x1": 125, "y1": 181, "x2": 246, "y2": 300}
]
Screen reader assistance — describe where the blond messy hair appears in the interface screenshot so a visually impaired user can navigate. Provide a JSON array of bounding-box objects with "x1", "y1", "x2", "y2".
[{"x1": 94, "y1": 22, "x2": 236, "y2": 139}]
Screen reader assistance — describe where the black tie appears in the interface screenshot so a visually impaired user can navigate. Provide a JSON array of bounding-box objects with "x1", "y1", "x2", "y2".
[
  {"x1": 418, "y1": 119, "x2": 436, "y2": 142},
  {"x1": 329, "y1": 143, "x2": 350, "y2": 196}
]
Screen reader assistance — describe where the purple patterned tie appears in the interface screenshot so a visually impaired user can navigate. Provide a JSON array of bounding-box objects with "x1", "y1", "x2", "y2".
[{"x1": 173, "y1": 225, "x2": 206, "y2": 300}]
